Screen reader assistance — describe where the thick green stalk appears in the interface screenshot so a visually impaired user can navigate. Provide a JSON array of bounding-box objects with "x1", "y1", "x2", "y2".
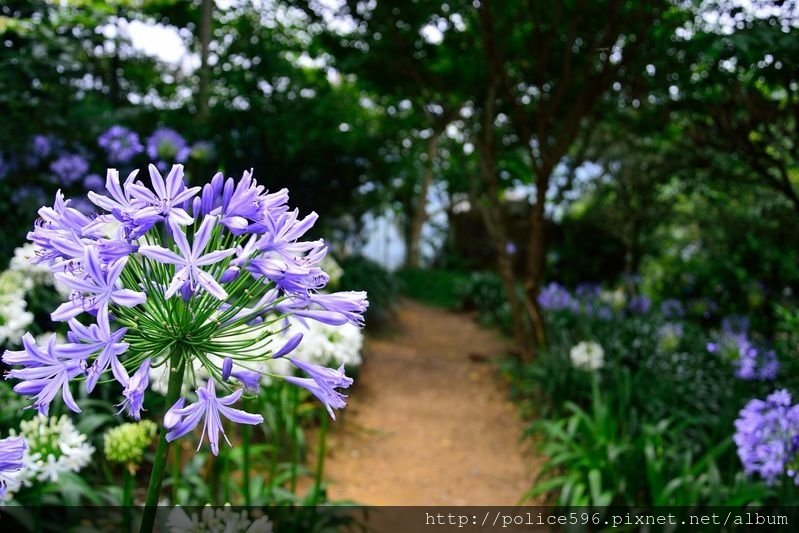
[
  {"x1": 123, "y1": 467, "x2": 134, "y2": 532},
  {"x1": 140, "y1": 350, "x2": 185, "y2": 533},
  {"x1": 242, "y1": 412, "x2": 251, "y2": 506},
  {"x1": 289, "y1": 384, "x2": 299, "y2": 495},
  {"x1": 310, "y1": 407, "x2": 328, "y2": 506}
]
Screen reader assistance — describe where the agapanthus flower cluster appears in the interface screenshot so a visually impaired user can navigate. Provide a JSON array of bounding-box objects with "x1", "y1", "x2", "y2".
[
  {"x1": 98, "y1": 126, "x2": 144, "y2": 164},
  {"x1": 627, "y1": 294, "x2": 651, "y2": 315},
  {"x1": 0, "y1": 436, "x2": 26, "y2": 499},
  {"x1": 569, "y1": 341, "x2": 605, "y2": 371},
  {"x1": 538, "y1": 283, "x2": 579, "y2": 312},
  {"x1": 3, "y1": 415, "x2": 93, "y2": 498},
  {"x1": 147, "y1": 129, "x2": 191, "y2": 171},
  {"x1": 2, "y1": 163, "x2": 367, "y2": 455},
  {"x1": 50, "y1": 153, "x2": 89, "y2": 186},
  {"x1": 734, "y1": 389, "x2": 799, "y2": 485},
  {"x1": 167, "y1": 505, "x2": 273, "y2": 533},
  {"x1": 0, "y1": 270, "x2": 34, "y2": 347},
  {"x1": 707, "y1": 323, "x2": 779, "y2": 381}
]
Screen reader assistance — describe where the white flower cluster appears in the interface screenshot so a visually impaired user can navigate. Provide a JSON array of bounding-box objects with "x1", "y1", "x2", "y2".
[
  {"x1": 3, "y1": 415, "x2": 94, "y2": 499},
  {"x1": 0, "y1": 270, "x2": 33, "y2": 346},
  {"x1": 166, "y1": 505, "x2": 273, "y2": 533},
  {"x1": 1, "y1": 244, "x2": 71, "y2": 346},
  {"x1": 569, "y1": 341, "x2": 605, "y2": 371},
  {"x1": 283, "y1": 317, "x2": 364, "y2": 370}
]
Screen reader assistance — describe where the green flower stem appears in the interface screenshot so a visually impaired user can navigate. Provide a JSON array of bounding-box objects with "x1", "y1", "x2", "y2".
[
  {"x1": 140, "y1": 350, "x2": 186, "y2": 533},
  {"x1": 289, "y1": 384, "x2": 299, "y2": 495},
  {"x1": 242, "y1": 407, "x2": 252, "y2": 506},
  {"x1": 123, "y1": 467, "x2": 134, "y2": 506},
  {"x1": 310, "y1": 407, "x2": 328, "y2": 506},
  {"x1": 123, "y1": 467, "x2": 134, "y2": 533},
  {"x1": 171, "y1": 440, "x2": 180, "y2": 503}
]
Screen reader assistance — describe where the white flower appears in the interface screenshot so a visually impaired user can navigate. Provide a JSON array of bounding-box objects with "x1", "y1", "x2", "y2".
[
  {"x1": 277, "y1": 317, "x2": 364, "y2": 372},
  {"x1": 9, "y1": 243, "x2": 70, "y2": 297},
  {"x1": 569, "y1": 341, "x2": 605, "y2": 371},
  {"x1": 0, "y1": 271, "x2": 33, "y2": 346},
  {"x1": 2, "y1": 415, "x2": 94, "y2": 499},
  {"x1": 166, "y1": 505, "x2": 273, "y2": 533}
]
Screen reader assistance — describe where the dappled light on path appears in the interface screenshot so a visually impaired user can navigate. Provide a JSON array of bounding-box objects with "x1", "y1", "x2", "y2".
[{"x1": 321, "y1": 300, "x2": 537, "y2": 505}]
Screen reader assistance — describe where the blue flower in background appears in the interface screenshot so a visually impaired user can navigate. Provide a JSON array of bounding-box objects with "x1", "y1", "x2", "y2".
[
  {"x1": 31, "y1": 135, "x2": 55, "y2": 159},
  {"x1": 190, "y1": 140, "x2": 215, "y2": 161},
  {"x1": 51, "y1": 153, "x2": 89, "y2": 186},
  {"x1": 660, "y1": 298, "x2": 684, "y2": 318},
  {"x1": 627, "y1": 295, "x2": 651, "y2": 314},
  {"x1": 98, "y1": 126, "x2": 144, "y2": 163},
  {"x1": 83, "y1": 173, "x2": 105, "y2": 192},
  {"x1": 734, "y1": 389, "x2": 799, "y2": 485},
  {"x1": 147, "y1": 128, "x2": 190, "y2": 171},
  {"x1": 538, "y1": 283, "x2": 579, "y2": 312},
  {"x1": 722, "y1": 315, "x2": 750, "y2": 336}
]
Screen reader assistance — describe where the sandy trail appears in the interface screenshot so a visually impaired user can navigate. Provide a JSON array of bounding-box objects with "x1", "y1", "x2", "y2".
[{"x1": 318, "y1": 299, "x2": 537, "y2": 505}]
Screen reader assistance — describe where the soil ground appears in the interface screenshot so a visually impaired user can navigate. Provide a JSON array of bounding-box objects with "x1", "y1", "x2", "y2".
[{"x1": 315, "y1": 299, "x2": 538, "y2": 505}]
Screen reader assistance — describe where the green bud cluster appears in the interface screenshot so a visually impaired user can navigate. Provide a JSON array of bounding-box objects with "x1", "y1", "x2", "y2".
[{"x1": 104, "y1": 420, "x2": 157, "y2": 467}]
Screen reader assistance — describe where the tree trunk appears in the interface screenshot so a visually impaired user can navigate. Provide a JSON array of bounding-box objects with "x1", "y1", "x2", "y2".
[
  {"x1": 405, "y1": 131, "x2": 441, "y2": 268},
  {"x1": 198, "y1": 0, "x2": 213, "y2": 123},
  {"x1": 522, "y1": 172, "x2": 548, "y2": 349}
]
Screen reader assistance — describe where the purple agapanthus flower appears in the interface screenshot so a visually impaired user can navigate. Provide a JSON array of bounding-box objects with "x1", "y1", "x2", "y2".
[
  {"x1": 627, "y1": 295, "x2": 651, "y2": 314},
  {"x1": 83, "y1": 174, "x2": 105, "y2": 192},
  {"x1": 31, "y1": 135, "x2": 55, "y2": 159},
  {"x1": 284, "y1": 358, "x2": 353, "y2": 419},
  {"x1": 164, "y1": 379, "x2": 263, "y2": 455},
  {"x1": 139, "y1": 216, "x2": 236, "y2": 299},
  {"x1": 6, "y1": 162, "x2": 369, "y2": 456},
  {"x1": 88, "y1": 169, "x2": 163, "y2": 239},
  {"x1": 660, "y1": 299, "x2": 684, "y2": 319},
  {"x1": 722, "y1": 315, "x2": 750, "y2": 336},
  {"x1": 0, "y1": 437, "x2": 27, "y2": 499},
  {"x1": 51, "y1": 248, "x2": 147, "y2": 322},
  {"x1": 98, "y1": 125, "x2": 144, "y2": 163},
  {"x1": 128, "y1": 165, "x2": 199, "y2": 227},
  {"x1": 146, "y1": 128, "x2": 191, "y2": 170},
  {"x1": 734, "y1": 389, "x2": 799, "y2": 485},
  {"x1": 537, "y1": 283, "x2": 578, "y2": 312},
  {"x1": 2, "y1": 333, "x2": 87, "y2": 415},
  {"x1": 118, "y1": 358, "x2": 151, "y2": 420},
  {"x1": 64, "y1": 314, "x2": 129, "y2": 391},
  {"x1": 51, "y1": 153, "x2": 89, "y2": 186}
]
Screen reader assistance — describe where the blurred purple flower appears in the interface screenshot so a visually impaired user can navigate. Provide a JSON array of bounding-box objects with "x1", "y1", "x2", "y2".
[
  {"x1": 627, "y1": 295, "x2": 651, "y2": 314},
  {"x1": 83, "y1": 173, "x2": 105, "y2": 192},
  {"x1": 51, "y1": 153, "x2": 89, "y2": 185},
  {"x1": 538, "y1": 283, "x2": 578, "y2": 312},
  {"x1": 98, "y1": 125, "x2": 144, "y2": 163},
  {"x1": 734, "y1": 389, "x2": 799, "y2": 485},
  {"x1": 0, "y1": 437, "x2": 26, "y2": 499},
  {"x1": 147, "y1": 128, "x2": 190, "y2": 170},
  {"x1": 32, "y1": 135, "x2": 55, "y2": 158}
]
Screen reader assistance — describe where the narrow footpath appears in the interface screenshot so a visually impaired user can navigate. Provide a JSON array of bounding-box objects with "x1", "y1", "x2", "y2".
[{"x1": 320, "y1": 299, "x2": 537, "y2": 505}]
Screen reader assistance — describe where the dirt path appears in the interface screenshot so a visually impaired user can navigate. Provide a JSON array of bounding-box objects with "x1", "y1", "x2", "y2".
[{"x1": 319, "y1": 299, "x2": 537, "y2": 505}]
